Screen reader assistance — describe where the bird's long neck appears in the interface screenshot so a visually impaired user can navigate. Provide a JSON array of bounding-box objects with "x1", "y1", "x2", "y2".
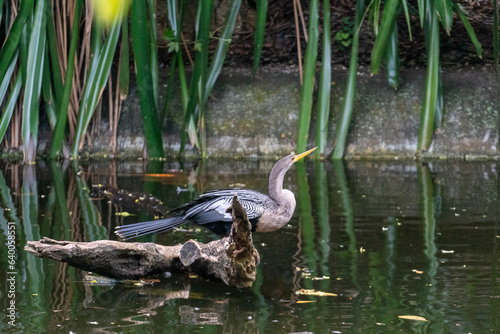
[{"x1": 268, "y1": 159, "x2": 290, "y2": 205}]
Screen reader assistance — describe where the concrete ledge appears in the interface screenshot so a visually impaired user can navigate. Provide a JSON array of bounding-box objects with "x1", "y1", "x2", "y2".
[{"x1": 12, "y1": 65, "x2": 499, "y2": 160}]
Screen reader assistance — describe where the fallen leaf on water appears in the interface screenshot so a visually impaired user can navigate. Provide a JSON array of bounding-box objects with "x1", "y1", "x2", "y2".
[
  {"x1": 144, "y1": 174, "x2": 176, "y2": 178},
  {"x1": 295, "y1": 289, "x2": 337, "y2": 297},
  {"x1": 398, "y1": 315, "x2": 428, "y2": 322}
]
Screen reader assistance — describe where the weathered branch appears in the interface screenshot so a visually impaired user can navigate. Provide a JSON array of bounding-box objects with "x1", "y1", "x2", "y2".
[{"x1": 25, "y1": 195, "x2": 260, "y2": 288}]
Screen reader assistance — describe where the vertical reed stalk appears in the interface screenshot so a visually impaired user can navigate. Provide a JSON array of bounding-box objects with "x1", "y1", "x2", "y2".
[
  {"x1": 314, "y1": 0, "x2": 331, "y2": 158},
  {"x1": 332, "y1": 0, "x2": 364, "y2": 160},
  {"x1": 22, "y1": 0, "x2": 47, "y2": 163},
  {"x1": 71, "y1": 19, "x2": 121, "y2": 158},
  {"x1": 130, "y1": 0, "x2": 164, "y2": 159},
  {"x1": 296, "y1": 0, "x2": 318, "y2": 154},
  {"x1": 204, "y1": 0, "x2": 241, "y2": 103},
  {"x1": 50, "y1": 0, "x2": 83, "y2": 159},
  {"x1": 251, "y1": 0, "x2": 268, "y2": 77},
  {"x1": 0, "y1": 0, "x2": 34, "y2": 84},
  {"x1": 370, "y1": 0, "x2": 400, "y2": 75},
  {"x1": 196, "y1": 0, "x2": 214, "y2": 158},
  {"x1": 385, "y1": 22, "x2": 399, "y2": 89},
  {"x1": 417, "y1": 1, "x2": 440, "y2": 153}
]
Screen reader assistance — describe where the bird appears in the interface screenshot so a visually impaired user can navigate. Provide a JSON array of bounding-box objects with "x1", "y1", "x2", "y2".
[{"x1": 115, "y1": 147, "x2": 317, "y2": 239}]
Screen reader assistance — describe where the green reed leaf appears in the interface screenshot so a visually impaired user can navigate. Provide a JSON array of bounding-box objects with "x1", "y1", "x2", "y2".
[{"x1": 251, "y1": 0, "x2": 268, "y2": 77}]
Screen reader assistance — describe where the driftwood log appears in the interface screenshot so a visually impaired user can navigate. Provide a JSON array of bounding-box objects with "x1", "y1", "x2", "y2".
[{"x1": 25, "y1": 195, "x2": 260, "y2": 288}]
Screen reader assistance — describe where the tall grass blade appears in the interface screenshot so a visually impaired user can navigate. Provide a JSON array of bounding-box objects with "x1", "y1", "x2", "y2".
[
  {"x1": 251, "y1": 0, "x2": 268, "y2": 77},
  {"x1": 178, "y1": 54, "x2": 189, "y2": 109},
  {"x1": 0, "y1": 73, "x2": 22, "y2": 143},
  {"x1": 0, "y1": 51, "x2": 18, "y2": 105},
  {"x1": 385, "y1": 22, "x2": 399, "y2": 89},
  {"x1": 162, "y1": 0, "x2": 185, "y2": 123},
  {"x1": 314, "y1": 0, "x2": 331, "y2": 158},
  {"x1": 45, "y1": 4, "x2": 63, "y2": 104},
  {"x1": 434, "y1": 68, "x2": 443, "y2": 132},
  {"x1": 196, "y1": 0, "x2": 214, "y2": 158},
  {"x1": 72, "y1": 19, "x2": 121, "y2": 158},
  {"x1": 118, "y1": 19, "x2": 130, "y2": 98},
  {"x1": 435, "y1": 0, "x2": 453, "y2": 34},
  {"x1": 41, "y1": 47, "x2": 58, "y2": 128},
  {"x1": 401, "y1": 0, "x2": 412, "y2": 41},
  {"x1": 180, "y1": 63, "x2": 202, "y2": 153},
  {"x1": 453, "y1": 3, "x2": 482, "y2": 58},
  {"x1": 148, "y1": 0, "x2": 159, "y2": 109},
  {"x1": 50, "y1": 0, "x2": 83, "y2": 159},
  {"x1": 22, "y1": 0, "x2": 48, "y2": 163},
  {"x1": 373, "y1": 0, "x2": 381, "y2": 36},
  {"x1": 180, "y1": 0, "x2": 213, "y2": 155},
  {"x1": 0, "y1": 0, "x2": 4, "y2": 23},
  {"x1": 296, "y1": 0, "x2": 319, "y2": 153},
  {"x1": 417, "y1": 2, "x2": 440, "y2": 153},
  {"x1": 417, "y1": 0, "x2": 425, "y2": 27},
  {"x1": 370, "y1": 0, "x2": 401, "y2": 75},
  {"x1": 332, "y1": 0, "x2": 364, "y2": 160},
  {"x1": 0, "y1": 0, "x2": 34, "y2": 84},
  {"x1": 204, "y1": 0, "x2": 241, "y2": 103},
  {"x1": 130, "y1": 0, "x2": 164, "y2": 159}
]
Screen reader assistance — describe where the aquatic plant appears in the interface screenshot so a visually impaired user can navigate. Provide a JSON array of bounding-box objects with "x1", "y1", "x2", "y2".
[
  {"x1": 0, "y1": 0, "x2": 241, "y2": 161},
  {"x1": 0, "y1": 0, "x2": 491, "y2": 161}
]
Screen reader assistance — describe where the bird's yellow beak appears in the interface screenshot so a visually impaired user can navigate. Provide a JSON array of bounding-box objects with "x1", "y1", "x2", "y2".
[{"x1": 291, "y1": 147, "x2": 317, "y2": 163}]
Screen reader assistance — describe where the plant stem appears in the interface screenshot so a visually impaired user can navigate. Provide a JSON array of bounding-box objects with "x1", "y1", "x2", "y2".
[
  {"x1": 314, "y1": 0, "x2": 331, "y2": 158},
  {"x1": 50, "y1": 0, "x2": 83, "y2": 159},
  {"x1": 332, "y1": 0, "x2": 364, "y2": 160},
  {"x1": 296, "y1": 0, "x2": 319, "y2": 153},
  {"x1": 417, "y1": 1, "x2": 440, "y2": 153}
]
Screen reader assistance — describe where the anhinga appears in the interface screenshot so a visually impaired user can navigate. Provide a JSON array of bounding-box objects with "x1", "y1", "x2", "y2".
[{"x1": 115, "y1": 147, "x2": 317, "y2": 239}]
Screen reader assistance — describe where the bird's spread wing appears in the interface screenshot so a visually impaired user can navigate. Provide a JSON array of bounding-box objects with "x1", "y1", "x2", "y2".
[{"x1": 183, "y1": 189, "x2": 267, "y2": 224}]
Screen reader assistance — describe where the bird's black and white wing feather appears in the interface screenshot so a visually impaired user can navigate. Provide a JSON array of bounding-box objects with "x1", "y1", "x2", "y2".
[
  {"x1": 116, "y1": 188, "x2": 269, "y2": 239},
  {"x1": 182, "y1": 189, "x2": 267, "y2": 224}
]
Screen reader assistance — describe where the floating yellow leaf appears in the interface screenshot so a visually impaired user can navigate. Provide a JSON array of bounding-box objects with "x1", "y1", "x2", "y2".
[
  {"x1": 398, "y1": 315, "x2": 428, "y2": 322},
  {"x1": 295, "y1": 289, "x2": 337, "y2": 297}
]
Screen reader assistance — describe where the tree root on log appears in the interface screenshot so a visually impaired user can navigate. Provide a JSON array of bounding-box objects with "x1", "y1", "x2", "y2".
[{"x1": 25, "y1": 194, "x2": 260, "y2": 288}]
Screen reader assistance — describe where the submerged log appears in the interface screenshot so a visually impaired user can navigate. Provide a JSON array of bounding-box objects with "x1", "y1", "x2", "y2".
[{"x1": 25, "y1": 195, "x2": 260, "y2": 288}]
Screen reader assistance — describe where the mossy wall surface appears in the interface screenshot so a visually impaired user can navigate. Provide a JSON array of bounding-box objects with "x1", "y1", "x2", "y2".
[{"x1": 26, "y1": 66, "x2": 499, "y2": 160}]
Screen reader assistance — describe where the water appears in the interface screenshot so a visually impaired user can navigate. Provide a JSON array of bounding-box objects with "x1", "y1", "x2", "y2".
[{"x1": 0, "y1": 159, "x2": 499, "y2": 333}]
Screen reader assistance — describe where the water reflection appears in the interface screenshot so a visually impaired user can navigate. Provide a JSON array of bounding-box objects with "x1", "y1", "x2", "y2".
[{"x1": 0, "y1": 159, "x2": 499, "y2": 333}]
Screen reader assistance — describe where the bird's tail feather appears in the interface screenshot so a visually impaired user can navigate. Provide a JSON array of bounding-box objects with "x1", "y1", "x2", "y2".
[{"x1": 115, "y1": 217, "x2": 185, "y2": 239}]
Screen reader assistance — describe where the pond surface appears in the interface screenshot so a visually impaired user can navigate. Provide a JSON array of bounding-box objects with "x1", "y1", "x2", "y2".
[{"x1": 0, "y1": 159, "x2": 499, "y2": 333}]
